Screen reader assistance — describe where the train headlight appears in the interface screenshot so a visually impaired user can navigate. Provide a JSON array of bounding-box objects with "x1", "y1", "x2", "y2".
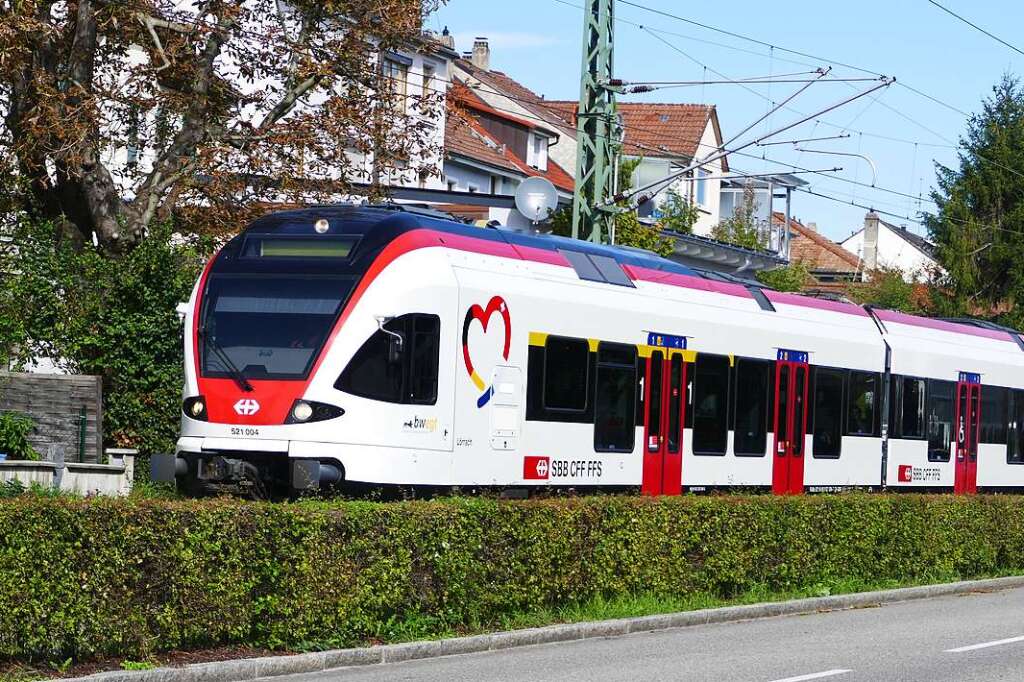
[
  {"x1": 285, "y1": 399, "x2": 344, "y2": 424},
  {"x1": 182, "y1": 396, "x2": 208, "y2": 421},
  {"x1": 292, "y1": 401, "x2": 314, "y2": 422}
]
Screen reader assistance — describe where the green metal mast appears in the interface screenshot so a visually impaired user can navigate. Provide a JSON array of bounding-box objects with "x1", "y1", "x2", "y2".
[{"x1": 571, "y1": 0, "x2": 618, "y2": 243}]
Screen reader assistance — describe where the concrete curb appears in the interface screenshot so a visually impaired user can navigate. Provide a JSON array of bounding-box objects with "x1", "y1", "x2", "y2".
[{"x1": 68, "y1": 575, "x2": 1024, "y2": 682}]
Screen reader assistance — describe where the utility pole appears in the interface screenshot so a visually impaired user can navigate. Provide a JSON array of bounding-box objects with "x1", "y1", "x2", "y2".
[{"x1": 571, "y1": 0, "x2": 619, "y2": 243}]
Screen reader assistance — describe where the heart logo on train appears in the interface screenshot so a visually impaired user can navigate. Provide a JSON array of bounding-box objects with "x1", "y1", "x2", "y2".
[{"x1": 462, "y1": 296, "x2": 511, "y2": 408}]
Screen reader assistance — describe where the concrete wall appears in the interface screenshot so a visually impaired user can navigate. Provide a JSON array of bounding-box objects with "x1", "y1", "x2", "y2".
[
  {"x1": 0, "y1": 372, "x2": 103, "y2": 463},
  {"x1": 0, "y1": 452, "x2": 134, "y2": 496}
]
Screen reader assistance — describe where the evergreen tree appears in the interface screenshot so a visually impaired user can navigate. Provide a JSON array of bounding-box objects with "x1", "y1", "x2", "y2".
[{"x1": 926, "y1": 75, "x2": 1024, "y2": 324}]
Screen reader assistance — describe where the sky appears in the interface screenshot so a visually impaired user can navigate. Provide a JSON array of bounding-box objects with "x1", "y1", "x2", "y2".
[{"x1": 429, "y1": 0, "x2": 1024, "y2": 244}]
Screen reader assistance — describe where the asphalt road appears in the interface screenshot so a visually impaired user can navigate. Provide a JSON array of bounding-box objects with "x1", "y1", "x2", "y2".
[{"x1": 265, "y1": 586, "x2": 1024, "y2": 682}]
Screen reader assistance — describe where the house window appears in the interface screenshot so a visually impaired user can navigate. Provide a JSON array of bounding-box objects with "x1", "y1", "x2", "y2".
[
  {"x1": 381, "y1": 57, "x2": 408, "y2": 111},
  {"x1": 422, "y1": 63, "x2": 436, "y2": 96},
  {"x1": 695, "y1": 168, "x2": 709, "y2": 206}
]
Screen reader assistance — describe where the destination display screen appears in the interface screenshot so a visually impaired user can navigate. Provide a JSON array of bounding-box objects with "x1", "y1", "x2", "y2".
[{"x1": 255, "y1": 238, "x2": 356, "y2": 258}]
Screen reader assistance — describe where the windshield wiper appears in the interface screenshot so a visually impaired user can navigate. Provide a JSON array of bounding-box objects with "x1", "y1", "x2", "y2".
[{"x1": 199, "y1": 327, "x2": 254, "y2": 392}]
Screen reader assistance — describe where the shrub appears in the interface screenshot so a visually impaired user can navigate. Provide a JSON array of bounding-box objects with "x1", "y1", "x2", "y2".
[
  {"x1": 0, "y1": 219, "x2": 210, "y2": 458},
  {"x1": 0, "y1": 412, "x2": 39, "y2": 461},
  {"x1": 0, "y1": 494, "x2": 1022, "y2": 663}
]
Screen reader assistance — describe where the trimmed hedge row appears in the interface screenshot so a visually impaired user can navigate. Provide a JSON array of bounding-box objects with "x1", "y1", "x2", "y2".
[{"x1": 2, "y1": 494, "x2": 1024, "y2": 662}]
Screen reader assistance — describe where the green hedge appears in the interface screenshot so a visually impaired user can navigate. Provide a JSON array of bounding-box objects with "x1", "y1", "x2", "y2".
[{"x1": 2, "y1": 494, "x2": 1024, "y2": 662}]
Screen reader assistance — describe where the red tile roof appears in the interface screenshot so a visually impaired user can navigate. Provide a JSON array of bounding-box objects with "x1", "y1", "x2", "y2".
[
  {"x1": 774, "y1": 212, "x2": 861, "y2": 274},
  {"x1": 544, "y1": 101, "x2": 727, "y2": 171},
  {"x1": 456, "y1": 60, "x2": 577, "y2": 137},
  {"x1": 447, "y1": 83, "x2": 574, "y2": 193}
]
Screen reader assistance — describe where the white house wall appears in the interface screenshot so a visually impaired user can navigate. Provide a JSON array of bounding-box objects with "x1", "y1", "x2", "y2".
[{"x1": 841, "y1": 224, "x2": 937, "y2": 282}]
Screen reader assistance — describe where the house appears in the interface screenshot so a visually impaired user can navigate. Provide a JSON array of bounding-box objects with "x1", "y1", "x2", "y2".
[
  {"x1": 776, "y1": 212, "x2": 865, "y2": 289},
  {"x1": 841, "y1": 212, "x2": 939, "y2": 282},
  {"x1": 541, "y1": 100, "x2": 729, "y2": 237},
  {"x1": 442, "y1": 79, "x2": 575, "y2": 226}
]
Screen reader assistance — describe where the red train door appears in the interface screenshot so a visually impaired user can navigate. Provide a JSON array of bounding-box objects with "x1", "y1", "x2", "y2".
[
  {"x1": 641, "y1": 350, "x2": 685, "y2": 495},
  {"x1": 954, "y1": 373, "x2": 981, "y2": 494},
  {"x1": 772, "y1": 353, "x2": 810, "y2": 495}
]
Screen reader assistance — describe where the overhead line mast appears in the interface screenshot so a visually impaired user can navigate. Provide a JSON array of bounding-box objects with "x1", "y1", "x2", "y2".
[{"x1": 571, "y1": 0, "x2": 620, "y2": 243}]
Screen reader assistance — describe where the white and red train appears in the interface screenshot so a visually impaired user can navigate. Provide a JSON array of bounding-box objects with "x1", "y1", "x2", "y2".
[{"x1": 153, "y1": 205, "x2": 1024, "y2": 496}]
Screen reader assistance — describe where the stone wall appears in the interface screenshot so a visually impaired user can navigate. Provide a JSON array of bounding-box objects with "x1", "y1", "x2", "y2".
[{"x1": 0, "y1": 372, "x2": 103, "y2": 463}]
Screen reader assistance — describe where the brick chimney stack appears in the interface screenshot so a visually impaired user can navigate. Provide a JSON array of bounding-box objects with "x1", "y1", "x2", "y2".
[
  {"x1": 863, "y1": 211, "x2": 880, "y2": 271},
  {"x1": 472, "y1": 37, "x2": 490, "y2": 71}
]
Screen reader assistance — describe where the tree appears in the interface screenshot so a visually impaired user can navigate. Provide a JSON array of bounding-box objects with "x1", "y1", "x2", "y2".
[
  {"x1": 711, "y1": 182, "x2": 767, "y2": 250},
  {"x1": 755, "y1": 262, "x2": 810, "y2": 292},
  {"x1": 0, "y1": 0, "x2": 442, "y2": 253},
  {"x1": 657, "y1": 188, "x2": 700, "y2": 235},
  {"x1": 925, "y1": 74, "x2": 1024, "y2": 326},
  {"x1": 844, "y1": 266, "x2": 928, "y2": 314}
]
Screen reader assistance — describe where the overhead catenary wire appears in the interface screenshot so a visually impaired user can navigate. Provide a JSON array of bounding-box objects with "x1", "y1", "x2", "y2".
[{"x1": 926, "y1": 0, "x2": 1024, "y2": 58}]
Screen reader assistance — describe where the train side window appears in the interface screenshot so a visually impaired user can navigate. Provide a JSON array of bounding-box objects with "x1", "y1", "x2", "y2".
[
  {"x1": 594, "y1": 343, "x2": 638, "y2": 453},
  {"x1": 733, "y1": 358, "x2": 770, "y2": 456},
  {"x1": 900, "y1": 377, "x2": 927, "y2": 440},
  {"x1": 543, "y1": 336, "x2": 589, "y2": 412},
  {"x1": 846, "y1": 371, "x2": 878, "y2": 437},
  {"x1": 1010, "y1": 390, "x2": 1024, "y2": 464},
  {"x1": 336, "y1": 313, "x2": 440, "y2": 404},
  {"x1": 981, "y1": 386, "x2": 1008, "y2": 444},
  {"x1": 813, "y1": 368, "x2": 844, "y2": 459},
  {"x1": 927, "y1": 379, "x2": 955, "y2": 462},
  {"x1": 692, "y1": 354, "x2": 730, "y2": 455}
]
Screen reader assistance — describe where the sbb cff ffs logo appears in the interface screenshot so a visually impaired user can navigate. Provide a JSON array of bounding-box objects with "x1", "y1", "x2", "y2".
[
  {"x1": 524, "y1": 456, "x2": 549, "y2": 480},
  {"x1": 233, "y1": 399, "x2": 260, "y2": 416}
]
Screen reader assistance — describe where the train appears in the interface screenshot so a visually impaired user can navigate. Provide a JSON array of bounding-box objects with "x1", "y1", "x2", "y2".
[{"x1": 151, "y1": 204, "x2": 1024, "y2": 497}]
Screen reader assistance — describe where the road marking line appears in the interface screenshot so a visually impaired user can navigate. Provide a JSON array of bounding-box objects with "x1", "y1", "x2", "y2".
[
  {"x1": 769, "y1": 670, "x2": 852, "y2": 682},
  {"x1": 945, "y1": 635, "x2": 1024, "y2": 653}
]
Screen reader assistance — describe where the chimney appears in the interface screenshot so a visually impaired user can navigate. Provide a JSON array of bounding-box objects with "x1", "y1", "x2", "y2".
[
  {"x1": 472, "y1": 36, "x2": 490, "y2": 71},
  {"x1": 438, "y1": 26, "x2": 455, "y2": 50},
  {"x1": 863, "y1": 211, "x2": 880, "y2": 271},
  {"x1": 806, "y1": 222, "x2": 817, "y2": 233}
]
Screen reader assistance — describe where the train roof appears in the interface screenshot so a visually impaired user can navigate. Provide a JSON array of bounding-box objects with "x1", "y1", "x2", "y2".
[
  {"x1": 237, "y1": 204, "x2": 1024, "y2": 348},
  {"x1": 242, "y1": 203, "x2": 759, "y2": 286}
]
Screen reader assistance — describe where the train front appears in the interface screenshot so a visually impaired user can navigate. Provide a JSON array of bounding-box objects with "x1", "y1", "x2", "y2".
[{"x1": 154, "y1": 207, "x2": 391, "y2": 496}]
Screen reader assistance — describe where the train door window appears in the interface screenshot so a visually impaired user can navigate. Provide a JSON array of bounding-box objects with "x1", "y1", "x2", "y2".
[
  {"x1": 1010, "y1": 390, "x2": 1024, "y2": 464},
  {"x1": 981, "y1": 386, "x2": 1008, "y2": 444},
  {"x1": 927, "y1": 379, "x2": 955, "y2": 462},
  {"x1": 543, "y1": 336, "x2": 589, "y2": 411},
  {"x1": 846, "y1": 371, "x2": 878, "y2": 436},
  {"x1": 648, "y1": 351, "x2": 664, "y2": 447},
  {"x1": 900, "y1": 377, "x2": 927, "y2": 440},
  {"x1": 792, "y1": 366, "x2": 807, "y2": 456},
  {"x1": 594, "y1": 343, "x2": 638, "y2": 452},
  {"x1": 336, "y1": 313, "x2": 440, "y2": 404},
  {"x1": 813, "y1": 368, "x2": 844, "y2": 458},
  {"x1": 667, "y1": 355, "x2": 683, "y2": 453},
  {"x1": 734, "y1": 358, "x2": 770, "y2": 456},
  {"x1": 692, "y1": 354, "x2": 729, "y2": 455}
]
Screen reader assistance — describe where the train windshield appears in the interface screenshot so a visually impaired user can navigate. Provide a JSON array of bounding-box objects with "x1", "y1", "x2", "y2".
[{"x1": 200, "y1": 274, "x2": 354, "y2": 380}]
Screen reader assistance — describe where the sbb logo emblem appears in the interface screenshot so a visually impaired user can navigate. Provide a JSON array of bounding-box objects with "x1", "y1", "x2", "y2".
[
  {"x1": 523, "y1": 456, "x2": 549, "y2": 480},
  {"x1": 233, "y1": 399, "x2": 260, "y2": 416},
  {"x1": 898, "y1": 464, "x2": 913, "y2": 483}
]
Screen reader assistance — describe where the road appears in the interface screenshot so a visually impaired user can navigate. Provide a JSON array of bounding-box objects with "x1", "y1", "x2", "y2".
[{"x1": 266, "y1": 586, "x2": 1024, "y2": 682}]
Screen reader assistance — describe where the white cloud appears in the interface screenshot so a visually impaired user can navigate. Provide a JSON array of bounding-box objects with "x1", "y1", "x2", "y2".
[{"x1": 452, "y1": 31, "x2": 563, "y2": 52}]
